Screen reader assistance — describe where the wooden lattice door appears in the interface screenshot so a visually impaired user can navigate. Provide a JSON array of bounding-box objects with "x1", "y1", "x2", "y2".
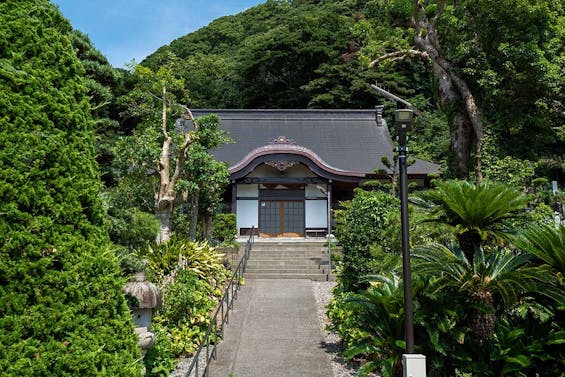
[{"x1": 259, "y1": 200, "x2": 304, "y2": 237}]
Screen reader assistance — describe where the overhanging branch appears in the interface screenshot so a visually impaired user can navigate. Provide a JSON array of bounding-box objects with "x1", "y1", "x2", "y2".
[
  {"x1": 370, "y1": 84, "x2": 423, "y2": 115},
  {"x1": 370, "y1": 49, "x2": 429, "y2": 67}
]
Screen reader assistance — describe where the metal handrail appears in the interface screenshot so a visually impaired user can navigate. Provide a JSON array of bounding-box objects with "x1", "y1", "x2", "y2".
[{"x1": 183, "y1": 226, "x2": 255, "y2": 377}]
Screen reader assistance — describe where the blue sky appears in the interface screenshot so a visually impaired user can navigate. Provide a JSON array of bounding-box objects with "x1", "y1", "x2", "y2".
[{"x1": 52, "y1": 0, "x2": 265, "y2": 68}]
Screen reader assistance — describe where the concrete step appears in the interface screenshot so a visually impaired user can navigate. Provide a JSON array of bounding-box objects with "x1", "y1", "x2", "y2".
[
  {"x1": 245, "y1": 272, "x2": 331, "y2": 281},
  {"x1": 250, "y1": 245, "x2": 327, "y2": 252},
  {"x1": 250, "y1": 248, "x2": 329, "y2": 253},
  {"x1": 246, "y1": 267, "x2": 331, "y2": 274},
  {"x1": 247, "y1": 260, "x2": 330, "y2": 267},
  {"x1": 243, "y1": 241, "x2": 334, "y2": 281},
  {"x1": 248, "y1": 254, "x2": 329, "y2": 260}
]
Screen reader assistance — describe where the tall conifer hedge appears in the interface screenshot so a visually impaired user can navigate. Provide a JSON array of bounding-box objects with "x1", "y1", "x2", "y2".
[{"x1": 0, "y1": 1, "x2": 141, "y2": 375}]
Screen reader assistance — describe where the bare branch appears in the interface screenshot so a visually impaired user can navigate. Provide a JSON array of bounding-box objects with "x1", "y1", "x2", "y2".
[
  {"x1": 370, "y1": 49, "x2": 429, "y2": 67},
  {"x1": 161, "y1": 85, "x2": 168, "y2": 139},
  {"x1": 432, "y1": 0, "x2": 447, "y2": 28},
  {"x1": 146, "y1": 91, "x2": 162, "y2": 102},
  {"x1": 169, "y1": 106, "x2": 199, "y2": 191},
  {"x1": 183, "y1": 106, "x2": 199, "y2": 130}
]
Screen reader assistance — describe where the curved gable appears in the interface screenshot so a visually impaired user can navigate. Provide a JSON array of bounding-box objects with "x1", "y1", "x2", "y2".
[{"x1": 230, "y1": 143, "x2": 365, "y2": 181}]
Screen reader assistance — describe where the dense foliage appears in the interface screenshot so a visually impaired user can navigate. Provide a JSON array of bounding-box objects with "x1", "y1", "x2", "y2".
[
  {"x1": 0, "y1": 1, "x2": 141, "y2": 375},
  {"x1": 334, "y1": 189, "x2": 400, "y2": 291},
  {"x1": 141, "y1": 240, "x2": 229, "y2": 376},
  {"x1": 141, "y1": 0, "x2": 563, "y2": 182},
  {"x1": 328, "y1": 181, "x2": 564, "y2": 376},
  {"x1": 211, "y1": 213, "x2": 237, "y2": 246}
]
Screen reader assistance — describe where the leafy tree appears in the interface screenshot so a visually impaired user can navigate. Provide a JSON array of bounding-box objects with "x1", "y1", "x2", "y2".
[
  {"x1": 0, "y1": 1, "x2": 140, "y2": 375},
  {"x1": 115, "y1": 61, "x2": 203, "y2": 242},
  {"x1": 370, "y1": 0, "x2": 564, "y2": 178},
  {"x1": 113, "y1": 60, "x2": 230, "y2": 243},
  {"x1": 69, "y1": 30, "x2": 138, "y2": 185}
]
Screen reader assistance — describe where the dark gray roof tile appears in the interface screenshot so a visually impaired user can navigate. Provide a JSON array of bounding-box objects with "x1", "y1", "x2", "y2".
[{"x1": 192, "y1": 109, "x2": 440, "y2": 176}]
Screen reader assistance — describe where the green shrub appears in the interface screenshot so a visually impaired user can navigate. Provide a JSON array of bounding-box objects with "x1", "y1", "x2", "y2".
[
  {"x1": 144, "y1": 239, "x2": 228, "y2": 290},
  {"x1": 153, "y1": 270, "x2": 217, "y2": 357},
  {"x1": 115, "y1": 245, "x2": 147, "y2": 277},
  {"x1": 334, "y1": 188, "x2": 399, "y2": 291},
  {"x1": 326, "y1": 290, "x2": 371, "y2": 347},
  {"x1": 212, "y1": 213, "x2": 237, "y2": 245},
  {"x1": 143, "y1": 324, "x2": 176, "y2": 377},
  {"x1": 159, "y1": 270, "x2": 216, "y2": 327},
  {"x1": 0, "y1": 2, "x2": 140, "y2": 375},
  {"x1": 108, "y1": 207, "x2": 159, "y2": 250}
]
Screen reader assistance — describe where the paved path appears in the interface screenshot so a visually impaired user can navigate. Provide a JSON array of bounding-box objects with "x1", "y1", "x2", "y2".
[{"x1": 208, "y1": 279, "x2": 333, "y2": 377}]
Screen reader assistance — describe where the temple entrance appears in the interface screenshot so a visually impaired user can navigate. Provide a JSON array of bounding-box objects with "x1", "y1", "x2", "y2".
[{"x1": 259, "y1": 200, "x2": 305, "y2": 237}]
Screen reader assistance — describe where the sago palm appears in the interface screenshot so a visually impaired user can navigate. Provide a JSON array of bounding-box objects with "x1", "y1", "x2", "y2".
[
  {"x1": 413, "y1": 243, "x2": 555, "y2": 341},
  {"x1": 512, "y1": 224, "x2": 565, "y2": 275},
  {"x1": 342, "y1": 274, "x2": 413, "y2": 377},
  {"x1": 413, "y1": 180, "x2": 529, "y2": 260}
]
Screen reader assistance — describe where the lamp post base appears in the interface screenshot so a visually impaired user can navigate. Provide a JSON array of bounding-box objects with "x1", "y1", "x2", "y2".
[{"x1": 403, "y1": 354, "x2": 426, "y2": 377}]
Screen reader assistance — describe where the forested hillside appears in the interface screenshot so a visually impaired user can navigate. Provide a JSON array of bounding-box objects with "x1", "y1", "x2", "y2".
[{"x1": 143, "y1": 0, "x2": 564, "y2": 182}]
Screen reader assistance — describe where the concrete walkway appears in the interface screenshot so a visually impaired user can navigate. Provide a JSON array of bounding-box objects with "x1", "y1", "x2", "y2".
[{"x1": 208, "y1": 279, "x2": 333, "y2": 377}]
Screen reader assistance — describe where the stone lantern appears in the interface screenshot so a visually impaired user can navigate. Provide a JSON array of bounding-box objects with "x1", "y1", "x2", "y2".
[{"x1": 123, "y1": 272, "x2": 162, "y2": 355}]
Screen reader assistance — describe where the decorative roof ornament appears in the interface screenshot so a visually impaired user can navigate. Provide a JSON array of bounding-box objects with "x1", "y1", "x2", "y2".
[
  {"x1": 271, "y1": 135, "x2": 296, "y2": 145},
  {"x1": 265, "y1": 160, "x2": 299, "y2": 171}
]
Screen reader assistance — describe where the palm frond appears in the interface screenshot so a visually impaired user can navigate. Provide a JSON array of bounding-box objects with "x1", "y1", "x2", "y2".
[
  {"x1": 414, "y1": 243, "x2": 562, "y2": 309},
  {"x1": 413, "y1": 180, "x2": 529, "y2": 236},
  {"x1": 513, "y1": 224, "x2": 565, "y2": 273}
]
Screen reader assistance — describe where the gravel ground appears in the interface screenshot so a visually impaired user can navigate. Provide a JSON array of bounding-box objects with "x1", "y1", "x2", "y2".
[
  {"x1": 170, "y1": 345, "x2": 212, "y2": 377},
  {"x1": 311, "y1": 281, "x2": 361, "y2": 377}
]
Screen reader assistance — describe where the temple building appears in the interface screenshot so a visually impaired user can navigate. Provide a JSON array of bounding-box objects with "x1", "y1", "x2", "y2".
[{"x1": 192, "y1": 109, "x2": 440, "y2": 238}]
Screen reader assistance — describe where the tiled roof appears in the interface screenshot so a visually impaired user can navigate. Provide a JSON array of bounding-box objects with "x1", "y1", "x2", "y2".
[{"x1": 191, "y1": 109, "x2": 440, "y2": 176}]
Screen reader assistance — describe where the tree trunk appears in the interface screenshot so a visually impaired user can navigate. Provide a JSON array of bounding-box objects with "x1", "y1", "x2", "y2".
[
  {"x1": 189, "y1": 192, "x2": 199, "y2": 240},
  {"x1": 457, "y1": 230, "x2": 482, "y2": 262},
  {"x1": 450, "y1": 112, "x2": 473, "y2": 177},
  {"x1": 155, "y1": 201, "x2": 173, "y2": 244},
  {"x1": 412, "y1": 3, "x2": 484, "y2": 179},
  {"x1": 205, "y1": 215, "x2": 213, "y2": 240}
]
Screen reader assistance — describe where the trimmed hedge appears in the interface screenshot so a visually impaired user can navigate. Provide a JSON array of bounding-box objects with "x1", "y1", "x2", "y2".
[
  {"x1": 212, "y1": 213, "x2": 237, "y2": 245},
  {"x1": 334, "y1": 189, "x2": 399, "y2": 291},
  {"x1": 0, "y1": 2, "x2": 141, "y2": 375}
]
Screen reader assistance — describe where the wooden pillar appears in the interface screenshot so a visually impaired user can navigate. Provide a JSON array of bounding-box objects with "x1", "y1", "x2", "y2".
[
  {"x1": 328, "y1": 180, "x2": 333, "y2": 234},
  {"x1": 231, "y1": 181, "x2": 237, "y2": 214}
]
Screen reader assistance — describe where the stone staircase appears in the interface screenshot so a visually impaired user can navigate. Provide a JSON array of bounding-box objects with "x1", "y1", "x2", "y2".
[{"x1": 244, "y1": 240, "x2": 334, "y2": 281}]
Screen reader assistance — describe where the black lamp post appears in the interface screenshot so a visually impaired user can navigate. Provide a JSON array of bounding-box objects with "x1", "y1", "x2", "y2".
[{"x1": 394, "y1": 108, "x2": 415, "y2": 354}]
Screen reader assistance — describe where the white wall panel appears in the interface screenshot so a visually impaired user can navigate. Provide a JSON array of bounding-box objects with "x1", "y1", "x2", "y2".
[
  {"x1": 237, "y1": 184, "x2": 258, "y2": 197},
  {"x1": 305, "y1": 200, "x2": 327, "y2": 228},
  {"x1": 237, "y1": 200, "x2": 258, "y2": 229},
  {"x1": 305, "y1": 184, "x2": 328, "y2": 198}
]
